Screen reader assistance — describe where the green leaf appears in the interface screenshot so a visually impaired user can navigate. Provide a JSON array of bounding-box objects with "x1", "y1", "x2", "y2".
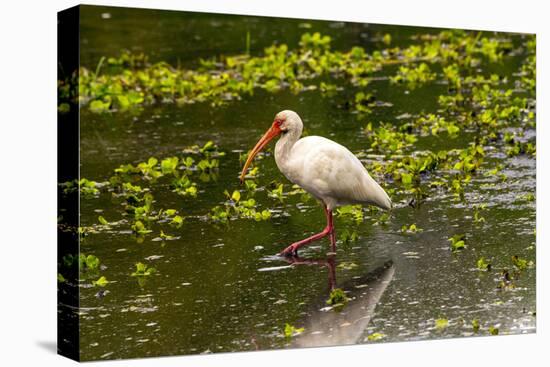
[
  {"x1": 472, "y1": 319, "x2": 480, "y2": 332},
  {"x1": 170, "y1": 215, "x2": 184, "y2": 228},
  {"x1": 98, "y1": 215, "x2": 108, "y2": 225},
  {"x1": 165, "y1": 209, "x2": 177, "y2": 217},
  {"x1": 131, "y1": 262, "x2": 156, "y2": 277},
  {"x1": 435, "y1": 318, "x2": 449, "y2": 330},
  {"x1": 367, "y1": 332, "x2": 385, "y2": 341},
  {"x1": 326, "y1": 288, "x2": 349, "y2": 306},
  {"x1": 85, "y1": 255, "x2": 100, "y2": 270},
  {"x1": 161, "y1": 157, "x2": 179, "y2": 174},
  {"x1": 231, "y1": 190, "x2": 241, "y2": 202},
  {"x1": 92, "y1": 276, "x2": 109, "y2": 287},
  {"x1": 476, "y1": 257, "x2": 491, "y2": 271},
  {"x1": 284, "y1": 323, "x2": 304, "y2": 339},
  {"x1": 401, "y1": 173, "x2": 413, "y2": 185}
]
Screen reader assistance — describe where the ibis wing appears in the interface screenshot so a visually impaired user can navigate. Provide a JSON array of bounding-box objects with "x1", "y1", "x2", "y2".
[{"x1": 290, "y1": 136, "x2": 391, "y2": 210}]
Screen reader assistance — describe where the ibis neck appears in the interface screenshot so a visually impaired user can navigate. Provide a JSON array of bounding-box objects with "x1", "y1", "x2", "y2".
[{"x1": 274, "y1": 127, "x2": 301, "y2": 168}]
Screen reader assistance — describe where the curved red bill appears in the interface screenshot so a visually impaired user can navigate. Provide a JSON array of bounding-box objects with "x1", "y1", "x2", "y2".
[{"x1": 240, "y1": 122, "x2": 282, "y2": 183}]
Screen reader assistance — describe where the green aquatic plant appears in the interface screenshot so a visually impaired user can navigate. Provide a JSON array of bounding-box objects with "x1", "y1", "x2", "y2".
[
  {"x1": 336, "y1": 205, "x2": 364, "y2": 224},
  {"x1": 449, "y1": 234, "x2": 466, "y2": 252},
  {"x1": 416, "y1": 114, "x2": 460, "y2": 137},
  {"x1": 152, "y1": 230, "x2": 179, "y2": 242},
  {"x1": 66, "y1": 29, "x2": 520, "y2": 116},
  {"x1": 401, "y1": 224, "x2": 422, "y2": 233},
  {"x1": 80, "y1": 254, "x2": 100, "y2": 271},
  {"x1": 60, "y1": 178, "x2": 102, "y2": 197},
  {"x1": 268, "y1": 183, "x2": 285, "y2": 202},
  {"x1": 390, "y1": 63, "x2": 435, "y2": 88},
  {"x1": 160, "y1": 156, "x2": 179, "y2": 175},
  {"x1": 473, "y1": 203, "x2": 487, "y2": 223},
  {"x1": 283, "y1": 323, "x2": 304, "y2": 340},
  {"x1": 476, "y1": 257, "x2": 491, "y2": 271},
  {"x1": 511, "y1": 255, "x2": 533, "y2": 271},
  {"x1": 92, "y1": 276, "x2": 109, "y2": 287},
  {"x1": 131, "y1": 262, "x2": 156, "y2": 277},
  {"x1": 98, "y1": 215, "x2": 109, "y2": 226},
  {"x1": 367, "y1": 332, "x2": 386, "y2": 341},
  {"x1": 170, "y1": 215, "x2": 184, "y2": 228},
  {"x1": 435, "y1": 318, "x2": 449, "y2": 330},
  {"x1": 326, "y1": 288, "x2": 349, "y2": 307},
  {"x1": 131, "y1": 220, "x2": 152, "y2": 235},
  {"x1": 171, "y1": 175, "x2": 198, "y2": 197},
  {"x1": 339, "y1": 229, "x2": 359, "y2": 244},
  {"x1": 209, "y1": 190, "x2": 271, "y2": 223},
  {"x1": 365, "y1": 122, "x2": 417, "y2": 153},
  {"x1": 472, "y1": 319, "x2": 480, "y2": 332}
]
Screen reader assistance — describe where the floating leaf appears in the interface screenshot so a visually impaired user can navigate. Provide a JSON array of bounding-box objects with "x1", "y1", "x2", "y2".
[
  {"x1": 435, "y1": 318, "x2": 449, "y2": 330},
  {"x1": 92, "y1": 276, "x2": 109, "y2": 287},
  {"x1": 98, "y1": 216, "x2": 108, "y2": 225}
]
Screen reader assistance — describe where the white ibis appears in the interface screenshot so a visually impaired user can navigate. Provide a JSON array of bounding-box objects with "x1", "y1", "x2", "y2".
[{"x1": 240, "y1": 110, "x2": 392, "y2": 256}]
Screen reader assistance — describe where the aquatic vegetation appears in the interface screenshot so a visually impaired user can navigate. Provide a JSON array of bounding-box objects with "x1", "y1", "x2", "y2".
[
  {"x1": 80, "y1": 254, "x2": 100, "y2": 271},
  {"x1": 336, "y1": 205, "x2": 364, "y2": 224},
  {"x1": 365, "y1": 122, "x2": 417, "y2": 153},
  {"x1": 131, "y1": 220, "x2": 152, "y2": 235},
  {"x1": 209, "y1": 190, "x2": 271, "y2": 223},
  {"x1": 435, "y1": 318, "x2": 449, "y2": 330},
  {"x1": 511, "y1": 255, "x2": 533, "y2": 271},
  {"x1": 60, "y1": 178, "x2": 102, "y2": 197},
  {"x1": 472, "y1": 319, "x2": 480, "y2": 332},
  {"x1": 476, "y1": 257, "x2": 491, "y2": 271},
  {"x1": 401, "y1": 224, "x2": 421, "y2": 233},
  {"x1": 390, "y1": 63, "x2": 435, "y2": 88},
  {"x1": 326, "y1": 288, "x2": 349, "y2": 307},
  {"x1": 267, "y1": 183, "x2": 285, "y2": 202},
  {"x1": 170, "y1": 215, "x2": 184, "y2": 228},
  {"x1": 473, "y1": 204, "x2": 487, "y2": 224},
  {"x1": 171, "y1": 175, "x2": 198, "y2": 197},
  {"x1": 98, "y1": 216, "x2": 109, "y2": 226},
  {"x1": 92, "y1": 276, "x2": 109, "y2": 287},
  {"x1": 283, "y1": 323, "x2": 304, "y2": 339},
  {"x1": 448, "y1": 234, "x2": 466, "y2": 252},
  {"x1": 366, "y1": 332, "x2": 385, "y2": 341},
  {"x1": 339, "y1": 229, "x2": 359, "y2": 244},
  {"x1": 63, "y1": 29, "x2": 525, "y2": 119},
  {"x1": 415, "y1": 114, "x2": 460, "y2": 137},
  {"x1": 488, "y1": 326, "x2": 499, "y2": 335},
  {"x1": 131, "y1": 262, "x2": 156, "y2": 277},
  {"x1": 152, "y1": 230, "x2": 180, "y2": 242}
]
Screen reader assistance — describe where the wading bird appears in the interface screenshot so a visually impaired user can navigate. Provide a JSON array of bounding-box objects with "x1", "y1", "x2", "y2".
[{"x1": 240, "y1": 110, "x2": 392, "y2": 256}]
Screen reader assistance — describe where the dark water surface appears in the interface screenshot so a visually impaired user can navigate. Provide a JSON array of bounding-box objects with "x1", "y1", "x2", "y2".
[{"x1": 75, "y1": 5, "x2": 535, "y2": 360}]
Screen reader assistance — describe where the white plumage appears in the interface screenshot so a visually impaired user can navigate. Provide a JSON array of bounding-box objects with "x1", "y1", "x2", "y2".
[
  {"x1": 275, "y1": 135, "x2": 392, "y2": 211},
  {"x1": 240, "y1": 110, "x2": 392, "y2": 256}
]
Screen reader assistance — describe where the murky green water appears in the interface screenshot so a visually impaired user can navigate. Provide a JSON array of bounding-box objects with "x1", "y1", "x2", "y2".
[{"x1": 73, "y1": 6, "x2": 535, "y2": 360}]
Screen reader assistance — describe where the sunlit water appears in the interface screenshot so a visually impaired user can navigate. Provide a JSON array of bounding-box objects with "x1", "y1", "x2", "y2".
[{"x1": 74, "y1": 6, "x2": 535, "y2": 360}]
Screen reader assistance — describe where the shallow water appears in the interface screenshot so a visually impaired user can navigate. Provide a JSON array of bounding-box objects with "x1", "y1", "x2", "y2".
[{"x1": 72, "y1": 5, "x2": 535, "y2": 360}]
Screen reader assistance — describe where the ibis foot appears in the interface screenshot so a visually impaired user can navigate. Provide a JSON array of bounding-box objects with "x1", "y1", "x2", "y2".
[{"x1": 279, "y1": 245, "x2": 299, "y2": 257}]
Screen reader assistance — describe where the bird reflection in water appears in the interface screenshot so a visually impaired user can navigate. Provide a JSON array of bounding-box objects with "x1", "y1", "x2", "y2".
[{"x1": 281, "y1": 254, "x2": 395, "y2": 347}]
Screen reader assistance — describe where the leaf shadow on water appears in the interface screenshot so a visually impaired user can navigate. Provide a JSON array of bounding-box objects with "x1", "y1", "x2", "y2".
[{"x1": 278, "y1": 254, "x2": 395, "y2": 348}]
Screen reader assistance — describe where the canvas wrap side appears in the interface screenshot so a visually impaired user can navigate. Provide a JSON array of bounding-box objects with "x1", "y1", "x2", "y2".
[{"x1": 57, "y1": 5, "x2": 80, "y2": 362}]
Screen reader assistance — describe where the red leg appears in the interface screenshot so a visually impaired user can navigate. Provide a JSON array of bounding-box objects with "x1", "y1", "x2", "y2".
[{"x1": 279, "y1": 205, "x2": 335, "y2": 256}]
